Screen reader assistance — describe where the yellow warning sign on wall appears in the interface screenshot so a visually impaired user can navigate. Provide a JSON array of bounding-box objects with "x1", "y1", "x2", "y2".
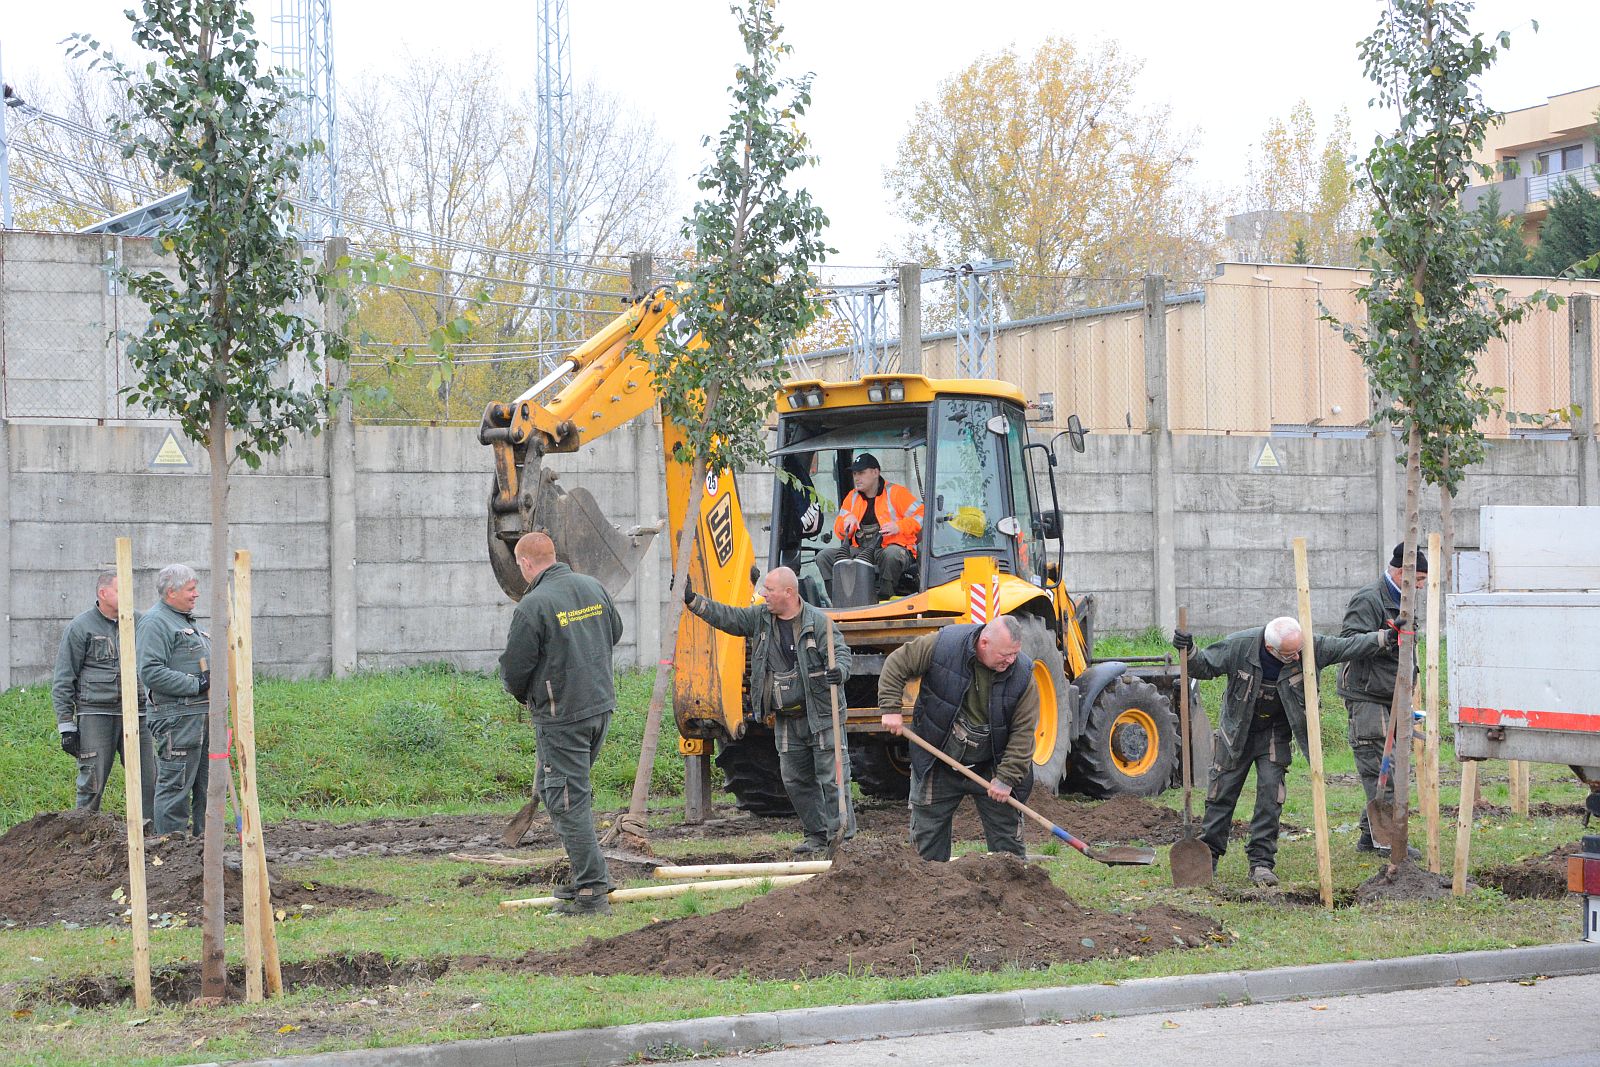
[
  {"x1": 1254, "y1": 441, "x2": 1282, "y2": 471},
  {"x1": 150, "y1": 430, "x2": 192, "y2": 470}
]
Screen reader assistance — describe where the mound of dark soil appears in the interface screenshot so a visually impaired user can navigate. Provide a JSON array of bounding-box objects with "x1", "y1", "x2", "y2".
[
  {"x1": 511, "y1": 837, "x2": 1221, "y2": 979},
  {"x1": 0, "y1": 810, "x2": 389, "y2": 929},
  {"x1": 1355, "y1": 861, "x2": 1456, "y2": 904},
  {"x1": 1476, "y1": 843, "x2": 1579, "y2": 900},
  {"x1": 1038, "y1": 794, "x2": 1185, "y2": 845}
]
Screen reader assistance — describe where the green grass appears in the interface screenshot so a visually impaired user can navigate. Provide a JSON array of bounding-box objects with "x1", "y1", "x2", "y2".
[
  {"x1": 2, "y1": 651, "x2": 1587, "y2": 1066},
  {"x1": 0, "y1": 666, "x2": 682, "y2": 831}
]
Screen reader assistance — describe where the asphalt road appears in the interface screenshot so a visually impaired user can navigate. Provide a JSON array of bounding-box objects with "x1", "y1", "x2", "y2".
[{"x1": 691, "y1": 971, "x2": 1600, "y2": 1067}]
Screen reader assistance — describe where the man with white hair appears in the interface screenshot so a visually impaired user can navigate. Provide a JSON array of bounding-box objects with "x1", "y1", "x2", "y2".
[
  {"x1": 878, "y1": 616, "x2": 1038, "y2": 862},
  {"x1": 1173, "y1": 615, "x2": 1395, "y2": 886},
  {"x1": 136, "y1": 564, "x2": 212, "y2": 836}
]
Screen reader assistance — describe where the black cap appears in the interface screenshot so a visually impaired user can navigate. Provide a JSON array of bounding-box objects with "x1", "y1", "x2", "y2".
[
  {"x1": 850, "y1": 453, "x2": 881, "y2": 473},
  {"x1": 1389, "y1": 542, "x2": 1429, "y2": 573}
]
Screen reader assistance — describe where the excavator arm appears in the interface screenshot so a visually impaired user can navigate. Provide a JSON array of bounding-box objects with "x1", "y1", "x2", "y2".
[{"x1": 480, "y1": 288, "x2": 755, "y2": 740}]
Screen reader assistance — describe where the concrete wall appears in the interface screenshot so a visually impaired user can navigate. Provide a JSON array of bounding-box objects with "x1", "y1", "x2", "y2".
[{"x1": 0, "y1": 418, "x2": 1588, "y2": 685}]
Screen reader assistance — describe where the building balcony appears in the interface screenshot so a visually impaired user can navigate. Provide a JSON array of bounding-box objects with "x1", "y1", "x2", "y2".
[{"x1": 1527, "y1": 168, "x2": 1599, "y2": 203}]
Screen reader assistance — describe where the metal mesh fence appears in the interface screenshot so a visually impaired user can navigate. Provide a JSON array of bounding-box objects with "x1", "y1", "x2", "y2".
[{"x1": 4, "y1": 233, "x2": 1596, "y2": 439}]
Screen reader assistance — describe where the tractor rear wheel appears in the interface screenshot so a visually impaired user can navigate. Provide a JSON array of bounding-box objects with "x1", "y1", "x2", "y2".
[
  {"x1": 1065, "y1": 676, "x2": 1177, "y2": 798},
  {"x1": 850, "y1": 736, "x2": 911, "y2": 800},
  {"x1": 714, "y1": 730, "x2": 795, "y2": 817},
  {"x1": 1017, "y1": 615, "x2": 1072, "y2": 793}
]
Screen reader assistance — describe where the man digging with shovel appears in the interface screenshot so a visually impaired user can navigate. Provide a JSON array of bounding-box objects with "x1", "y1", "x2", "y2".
[{"x1": 1173, "y1": 616, "x2": 1396, "y2": 886}]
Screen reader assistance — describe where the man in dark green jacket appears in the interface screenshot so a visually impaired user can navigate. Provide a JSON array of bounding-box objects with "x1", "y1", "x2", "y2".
[
  {"x1": 500, "y1": 533, "x2": 624, "y2": 916},
  {"x1": 879, "y1": 617, "x2": 1039, "y2": 862},
  {"x1": 1339, "y1": 543, "x2": 1427, "y2": 857},
  {"x1": 137, "y1": 564, "x2": 211, "y2": 837},
  {"x1": 52, "y1": 572, "x2": 152, "y2": 816},
  {"x1": 685, "y1": 566, "x2": 852, "y2": 854},
  {"x1": 1174, "y1": 617, "x2": 1393, "y2": 885}
]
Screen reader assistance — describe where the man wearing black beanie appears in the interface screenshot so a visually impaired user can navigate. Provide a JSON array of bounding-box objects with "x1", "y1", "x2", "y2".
[{"x1": 1337, "y1": 542, "x2": 1428, "y2": 858}]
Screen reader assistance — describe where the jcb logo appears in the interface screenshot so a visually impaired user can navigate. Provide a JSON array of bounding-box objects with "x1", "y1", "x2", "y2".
[{"x1": 708, "y1": 494, "x2": 734, "y2": 567}]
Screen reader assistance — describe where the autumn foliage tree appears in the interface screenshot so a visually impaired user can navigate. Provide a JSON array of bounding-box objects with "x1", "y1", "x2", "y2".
[
  {"x1": 1242, "y1": 101, "x2": 1372, "y2": 266},
  {"x1": 885, "y1": 37, "x2": 1219, "y2": 316}
]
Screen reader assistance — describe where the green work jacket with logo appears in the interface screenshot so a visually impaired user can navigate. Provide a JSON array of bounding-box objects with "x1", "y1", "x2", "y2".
[
  {"x1": 136, "y1": 601, "x2": 212, "y2": 719},
  {"x1": 500, "y1": 563, "x2": 624, "y2": 723},
  {"x1": 52, "y1": 604, "x2": 145, "y2": 726},
  {"x1": 1187, "y1": 627, "x2": 1387, "y2": 771},
  {"x1": 687, "y1": 595, "x2": 851, "y2": 734}
]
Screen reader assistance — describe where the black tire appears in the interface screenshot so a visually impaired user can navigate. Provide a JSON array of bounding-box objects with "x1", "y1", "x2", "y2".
[
  {"x1": 1065, "y1": 676, "x2": 1178, "y2": 798},
  {"x1": 1017, "y1": 615, "x2": 1072, "y2": 792},
  {"x1": 715, "y1": 730, "x2": 795, "y2": 817},
  {"x1": 850, "y1": 736, "x2": 911, "y2": 800}
]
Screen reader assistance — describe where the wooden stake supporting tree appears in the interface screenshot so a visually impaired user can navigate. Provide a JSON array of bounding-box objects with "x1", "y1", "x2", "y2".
[
  {"x1": 1292, "y1": 539, "x2": 1335, "y2": 909},
  {"x1": 229, "y1": 551, "x2": 280, "y2": 997},
  {"x1": 1453, "y1": 760, "x2": 1478, "y2": 896},
  {"x1": 1423, "y1": 532, "x2": 1443, "y2": 873},
  {"x1": 115, "y1": 537, "x2": 153, "y2": 1010},
  {"x1": 1509, "y1": 760, "x2": 1531, "y2": 816}
]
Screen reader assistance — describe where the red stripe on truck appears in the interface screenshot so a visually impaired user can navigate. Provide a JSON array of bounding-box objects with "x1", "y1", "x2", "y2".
[{"x1": 1458, "y1": 706, "x2": 1600, "y2": 733}]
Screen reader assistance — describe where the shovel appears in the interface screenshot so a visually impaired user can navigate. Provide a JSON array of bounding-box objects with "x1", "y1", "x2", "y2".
[
  {"x1": 1169, "y1": 608, "x2": 1213, "y2": 886},
  {"x1": 900, "y1": 728, "x2": 1155, "y2": 866},
  {"x1": 823, "y1": 618, "x2": 851, "y2": 859},
  {"x1": 1365, "y1": 699, "x2": 1417, "y2": 853},
  {"x1": 501, "y1": 794, "x2": 541, "y2": 848}
]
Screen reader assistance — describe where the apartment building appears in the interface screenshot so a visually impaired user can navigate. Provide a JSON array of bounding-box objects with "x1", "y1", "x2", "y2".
[{"x1": 1462, "y1": 84, "x2": 1600, "y2": 244}]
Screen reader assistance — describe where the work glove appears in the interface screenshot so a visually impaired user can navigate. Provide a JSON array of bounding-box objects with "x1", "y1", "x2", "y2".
[
  {"x1": 1171, "y1": 629, "x2": 1194, "y2": 652},
  {"x1": 682, "y1": 576, "x2": 695, "y2": 608},
  {"x1": 60, "y1": 728, "x2": 80, "y2": 757},
  {"x1": 196, "y1": 669, "x2": 211, "y2": 696},
  {"x1": 821, "y1": 666, "x2": 843, "y2": 686},
  {"x1": 1385, "y1": 616, "x2": 1414, "y2": 648}
]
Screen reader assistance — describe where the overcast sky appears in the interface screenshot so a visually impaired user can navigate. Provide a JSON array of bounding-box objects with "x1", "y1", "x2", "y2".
[{"x1": 5, "y1": 1, "x2": 1599, "y2": 266}]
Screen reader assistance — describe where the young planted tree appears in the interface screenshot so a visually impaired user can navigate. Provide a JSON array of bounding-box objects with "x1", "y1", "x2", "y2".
[
  {"x1": 1334, "y1": 0, "x2": 1557, "y2": 872},
  {"x1": 607, "y1": 0, "x2": 829, "y2": 845},
  {"x1": 73, "y1": 0, "x2": 349, "y2": 997}
]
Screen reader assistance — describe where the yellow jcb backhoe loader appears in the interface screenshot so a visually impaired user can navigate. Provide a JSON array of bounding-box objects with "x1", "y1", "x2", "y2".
[{"x1": 480, "y1": 287, "x2": 1206, "y2": 813}]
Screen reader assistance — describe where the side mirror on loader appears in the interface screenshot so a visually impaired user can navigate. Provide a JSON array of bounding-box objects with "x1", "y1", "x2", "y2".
[{"x1": 1040, "y1": 511, "x2": 1064, "y2": 540}]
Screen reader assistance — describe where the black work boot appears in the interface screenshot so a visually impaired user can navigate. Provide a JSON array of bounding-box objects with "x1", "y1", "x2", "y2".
[
  {"x1": 552, "y1": 888, "x2": 612, "y2": 916},
  {"x1": 792, "y1": 836, "x2": 828, "y2": 856}
]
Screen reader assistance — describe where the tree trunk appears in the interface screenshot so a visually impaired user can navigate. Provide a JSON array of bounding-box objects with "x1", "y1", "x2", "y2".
[
  {"x1": 1384, "y1": 422, "x2": 1423, "y2": 871},
  {"x1": 200, "y1": 398, "x2": 232, "y2": 999},
  {"x1": 606, "y1": 380, "x2": 722, "y2": 847}
]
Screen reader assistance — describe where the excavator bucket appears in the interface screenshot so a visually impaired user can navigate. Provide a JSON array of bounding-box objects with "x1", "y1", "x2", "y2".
[{"x1": 489, "y1": 454, "x2": 660, "y2": 600}]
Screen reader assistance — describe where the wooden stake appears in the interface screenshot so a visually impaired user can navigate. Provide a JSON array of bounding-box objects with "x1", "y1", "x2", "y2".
[
  {"x1": 1509, "y1": 760, "x2": 1531, "y2": 817},
  {"x1": 228, "y1": 577, "x2": 263, "y2": 1003},
  {"x1": 1292, "y1": 538, "x2": 1334, "y2": 909},
  {"x1": 653, "y1": 861, "x2": 832, "y2": 879},
  {"x1": 1453, "y1": 760, "x2": 1478, "y2": 896},
  {"x1": 500, "y1": 873, "x2": 817, "y2": 910},
  {"x1": 232, "y1": 551, "x2": 281, "y2": 995},
  {"x1": 1423, "y1": 532, "x2": 1443, "y2": 873},
  {"x1": 115, "y1": 539, "x2": 153, "y2": 1011}
]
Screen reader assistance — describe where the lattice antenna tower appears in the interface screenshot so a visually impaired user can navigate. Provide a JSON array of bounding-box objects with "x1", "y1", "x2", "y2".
[
  {"x1": 271, "y1": 0, "x2": 339, "y2": 239},
  {"x1": 537, "y1": 0, "x2": 576, "y2": 344}
]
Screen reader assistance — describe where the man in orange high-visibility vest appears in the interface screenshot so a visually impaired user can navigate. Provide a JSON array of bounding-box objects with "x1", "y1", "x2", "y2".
[{"x1": 816, "y1": 453, "x2": 923, "y2": 601}]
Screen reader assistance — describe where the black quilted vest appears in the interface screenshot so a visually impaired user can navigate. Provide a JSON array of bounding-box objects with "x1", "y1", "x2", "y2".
[{"x1": 910, "y1": 623, "x2": 1034, "y2": 795}]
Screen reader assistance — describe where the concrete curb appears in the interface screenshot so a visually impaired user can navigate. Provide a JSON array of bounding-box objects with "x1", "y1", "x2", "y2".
[{"x1": 233, "y1": 942, "x2": 1600, "y2": 1067}]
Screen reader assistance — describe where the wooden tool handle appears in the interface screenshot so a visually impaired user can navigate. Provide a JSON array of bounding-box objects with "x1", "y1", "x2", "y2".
[{"x1": 900, "y1": 727, "x2": 1061, "y2": 841}]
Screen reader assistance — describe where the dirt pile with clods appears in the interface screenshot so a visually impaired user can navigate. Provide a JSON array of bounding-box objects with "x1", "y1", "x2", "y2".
[
  {"x1": 0, "y1": 810, "x2": 389, "y2": 928},
  {"x1": 512, "y1": 837, "x2": 1222, "y2": 979},
  {"x1": 1355, "y1": 860, "x2": 1456, "y2": 904}
]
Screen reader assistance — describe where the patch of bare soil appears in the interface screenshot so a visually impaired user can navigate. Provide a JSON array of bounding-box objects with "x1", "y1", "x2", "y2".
[
  {"x1": 0, "y1": 811, "x2": 389, "y2": 929},
  {"x1": 25, "y1": 952, "x2": 451, "y2": 1009},
  {"x1": 1439, "y1": 802, "x2": 1587, "y2": 821},
  {"x1": 506, "y1": 837, "x2": 1223, "y2": 979},
  {"x1": 1355, "y1": 861, "x2": 1456, "y2": 904},
  {"x1": 1475, "y1": 843, "x2": 1580, "y2": 900}
]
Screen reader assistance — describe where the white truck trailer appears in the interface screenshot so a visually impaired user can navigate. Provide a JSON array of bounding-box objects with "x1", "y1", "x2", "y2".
[{"x1": 1448, "y1": 505, "x2": 1600, "y2": 813}]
